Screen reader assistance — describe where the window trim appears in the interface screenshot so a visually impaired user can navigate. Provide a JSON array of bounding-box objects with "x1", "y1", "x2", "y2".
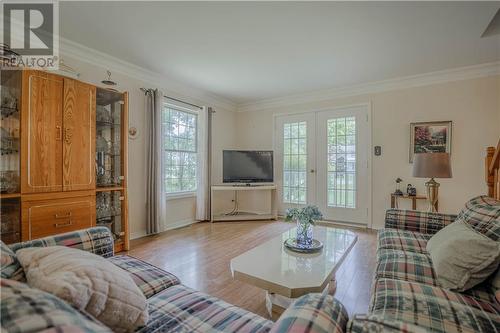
[
  {"x1": 163, "y1": 102, "x2": 199, "y2": 195},
  {"x1": 166, "y1": 190, "x2": 196, "y2": 201}
]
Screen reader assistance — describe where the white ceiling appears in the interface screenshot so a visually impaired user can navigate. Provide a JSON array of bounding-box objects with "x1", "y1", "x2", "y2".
[{"x1": 60, "y1": 2, "x2": 500, "y2": 105}]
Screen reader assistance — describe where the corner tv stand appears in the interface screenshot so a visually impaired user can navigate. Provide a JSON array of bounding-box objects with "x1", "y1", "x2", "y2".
[{"x1": 210, "y1": 184, "x2": 278, "y2": 222}]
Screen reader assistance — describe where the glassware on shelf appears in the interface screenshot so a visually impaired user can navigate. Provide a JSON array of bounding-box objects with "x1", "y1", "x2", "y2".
[
  {"x1": 1, "y1": 198, "x2": 20, "y2": 244},
  {"x1": 111, "y1": 142, "x2": 121, "y2": 155},
  {"x1": 1, "y1": 89, "x2": 18, "y2": 110},
  {"x1": 96, "y1": 191, "x2": 122, "y2": 241},
  {"x1": 96, "y1": 136, "x2": 109, "y2": 153},
  {"x1": 1, "y1": 130, "x2": 19, "y2": 155},
  {"x1": 96, "y1": 105, "x2": 113, "y2": 124},
  {"x1": 0, "y1": 171, "x2": 19, "y2": 193}
]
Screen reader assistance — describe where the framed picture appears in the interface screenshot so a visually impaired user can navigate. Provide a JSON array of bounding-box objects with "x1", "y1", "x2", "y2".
[{"x1": 409, "y1": 121, "x2": 452, "y2": 163}]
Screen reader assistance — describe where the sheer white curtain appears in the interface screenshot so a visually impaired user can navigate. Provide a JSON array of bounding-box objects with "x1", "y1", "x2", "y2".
[
  {"x1": 196, "y1": 107, "x2": 212, "y2": 221},
  {"x1": 145, "y1": 89, "x2": 167, "y2": 234}
]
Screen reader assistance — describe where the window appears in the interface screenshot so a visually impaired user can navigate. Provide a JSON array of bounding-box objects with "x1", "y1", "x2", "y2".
[
  {"x1": 327, "y1": 117, "x2": 356, "y2": 208},
  {"x1": 283, "y1": 121, "x2": 307, "y2": 204},
  {"x1": 163, "y1": 104, "x2": 197, "y2": 194}
]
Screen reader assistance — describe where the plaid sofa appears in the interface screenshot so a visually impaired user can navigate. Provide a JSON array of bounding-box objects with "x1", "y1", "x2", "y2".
[
  {"x1": 1, "y1": 226, "x2": 347, "y2": 333},
  {"x1": 3, "y1": 195, "x2": 498, "y2": 333},
  {"x1": 351, "y1": 195, "x2": 500, "y2": 333}
]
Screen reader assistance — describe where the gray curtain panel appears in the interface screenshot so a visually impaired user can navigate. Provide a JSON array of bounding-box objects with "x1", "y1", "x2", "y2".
[
  {"x1": 196, "y1": 106, "x2": 213, "y2": 221},
  {"x1": 145, "y1": 89, "x2": 166, "y2": 234}
]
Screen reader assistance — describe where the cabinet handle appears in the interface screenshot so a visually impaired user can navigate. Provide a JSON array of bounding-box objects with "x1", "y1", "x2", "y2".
[
  {"x1": 54, "y1": 212, "x2": 72, "y2": 219},
  {"x1": 54, "y1": 220, "x2": 73, "y2": 228},
  {"x1": 56, "y1": 126, "x2": 62, "y2": 140}
]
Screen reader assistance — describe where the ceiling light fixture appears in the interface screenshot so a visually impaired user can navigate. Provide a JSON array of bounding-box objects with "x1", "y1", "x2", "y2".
[{"x1": 101, "y1": 70, "x2": 117, "y2": 86}]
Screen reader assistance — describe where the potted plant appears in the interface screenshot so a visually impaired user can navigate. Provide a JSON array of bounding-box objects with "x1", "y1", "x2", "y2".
[{"x1": 285, "y1": 205, "x2": 323, "y2": 247}]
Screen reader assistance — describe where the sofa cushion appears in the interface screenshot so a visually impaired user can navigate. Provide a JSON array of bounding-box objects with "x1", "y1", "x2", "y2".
[
  {"x1": 10, "y1": 226, "x2": 114, "y2": 258},
  {"x1": 270, "y1": 294, "x2": 348, "y2": 333},
  {"x1": 0, "y1": 278, "x2": 112, "y2": 333},
  {"x1": 17, "y1": 246, "x2": 148, "y2": 333},
  {"x1": 456, "y1": 195, "x2": 500, "y2": 241},
  {"x1": 378, "y1": 229, "x2": 432, "y2": 254},
  {"x1": 348, "y1": 315, "x2": 428, "y2": 333},
  {"x1": 426, "y1": 220, "x2": 500, "y2": 291},
  {"x1": 108, "y1": 255, "x2": 181, "y2": 298},
  {"x1": 0, "y1": 241, "x2": 23, "y2": 281},
  {"x1": 138, "y1": 284, "x2": 272, "y2": 333},
  {"x1": 489, "y1": 268, "x2": 500, "y2": 304},
  {"x1": 385, "y1": 209, "x2": 456, "y2": 234},
  {"x1": 376, "y1": 249, "x2": 438, "y2": 286},
  {"x1": 371, "y1": 278, "x2": 500, "y2": 333},
  {"x1": 462, "y1": 280, "x2": 500, "y2": 307}
]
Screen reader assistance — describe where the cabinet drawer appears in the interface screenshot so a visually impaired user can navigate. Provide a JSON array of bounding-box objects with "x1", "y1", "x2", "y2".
[{"x1": 22, "y1": 195, "x2": 95, "y2": 240}]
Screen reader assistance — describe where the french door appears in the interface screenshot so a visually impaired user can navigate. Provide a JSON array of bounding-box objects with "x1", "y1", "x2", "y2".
[{"x1": 275, "y1": 105, "x2": 370, "y2": 225}]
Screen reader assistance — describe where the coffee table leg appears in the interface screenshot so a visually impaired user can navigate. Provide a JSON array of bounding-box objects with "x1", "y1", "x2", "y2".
[
  {"x1": 328, "y1": 276, "x2": 337, "y2": 295},
  {"x1": 266, "y1": 292, "x2": 292, "y2": 321},
  {"x1": 265, "y1": 276, "x2": 337, "y2": 321}
]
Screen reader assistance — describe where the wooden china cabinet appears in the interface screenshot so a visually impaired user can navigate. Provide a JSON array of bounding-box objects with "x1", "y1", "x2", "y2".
[{"x1": 0, "y1": 69, "x2": 129, "y2": 252}]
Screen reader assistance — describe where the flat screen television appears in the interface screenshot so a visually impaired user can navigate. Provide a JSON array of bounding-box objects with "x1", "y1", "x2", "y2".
[{"x1": 223, "y1": 150, "x2": 273, "y2": 183}]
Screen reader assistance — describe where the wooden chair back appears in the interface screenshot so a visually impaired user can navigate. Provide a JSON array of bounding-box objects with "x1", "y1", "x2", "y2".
[{"x1": 486, "y1": 138, "x2": 500, "y2": 200}]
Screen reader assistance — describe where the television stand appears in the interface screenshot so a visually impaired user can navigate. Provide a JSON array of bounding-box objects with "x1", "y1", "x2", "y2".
[{"x1": 210, "y1": 184, "x2": 278, "y2": 222}]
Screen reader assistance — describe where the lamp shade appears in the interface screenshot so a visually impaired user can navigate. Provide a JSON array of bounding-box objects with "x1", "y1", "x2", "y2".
[{"x1": 412, "y1": 153, "x2": 452, "y2": 178}]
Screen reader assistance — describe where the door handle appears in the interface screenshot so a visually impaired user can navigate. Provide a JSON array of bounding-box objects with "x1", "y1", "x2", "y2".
[
  {"x1": 54, "y1": 220, "x2": 73, "y2": 228},
  {"x1": 54, "y1": 212, "x2": 72, "y2": 219},
  {"x1": 310, "y1": 169, "x2": 315, "y2": 173},
  {"x1": 56, "y1": 126, "x2": 62, "y2": 140}
]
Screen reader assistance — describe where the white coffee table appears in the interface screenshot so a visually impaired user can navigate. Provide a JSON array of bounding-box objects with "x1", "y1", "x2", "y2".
[{"x1": 230, "y1": 226, "x2": 357, "y2": 320}]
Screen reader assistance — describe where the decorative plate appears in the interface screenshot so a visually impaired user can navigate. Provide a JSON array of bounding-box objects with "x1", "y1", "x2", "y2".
[{"x1": 284, "y1": 238, "x2": 323, "y2": 253}]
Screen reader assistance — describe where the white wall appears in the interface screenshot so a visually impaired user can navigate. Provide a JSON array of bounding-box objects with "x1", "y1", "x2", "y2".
[
  {"x1": 234, "y1": 75, "x2": 500, "y2": 229},
  {"x1": 60, "y1": 54, "x2": 238, "y2": 239},
  {"x1": 60, "y1": 44, "x2": 499, "y2": 234}
]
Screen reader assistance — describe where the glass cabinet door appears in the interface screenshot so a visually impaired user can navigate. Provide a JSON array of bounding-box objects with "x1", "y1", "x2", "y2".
[
  {"x1": 95, "y1": 88, "x2": 127, "y2": 251},
  {"x1": 1, "y1": 70, "x2": 21, "y2": 194},
  {"x1": 96, "y1": 88, "x2": 124, "y2": 188}
]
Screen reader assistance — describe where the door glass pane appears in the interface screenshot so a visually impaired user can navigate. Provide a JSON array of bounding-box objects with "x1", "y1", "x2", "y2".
[
  {"x1": 327, "y1": 117, "x2": 356, "y2": 208},
  {"x1": 96, "y1": 88, "x2": 123, "y2": 188},
  {"x1": 283, "y1": 122, "x2": 307, "y2": 204}
]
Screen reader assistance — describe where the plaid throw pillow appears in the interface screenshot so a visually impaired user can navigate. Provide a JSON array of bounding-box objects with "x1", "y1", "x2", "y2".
[
  {"x1": 0, "y1": 279, "x2": 111, "y2": 333},
  {"x1": 456, "y1": 196, "x2": 500, "y2": 241},
  {"x1": 270, "y1": 294, "x2": 348, "y2": 333},
  {"x1": 0, "y1": 241, "x2": 23, "y2": 280}
]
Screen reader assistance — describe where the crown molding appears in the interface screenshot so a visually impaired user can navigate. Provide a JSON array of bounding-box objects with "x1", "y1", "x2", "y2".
[
  {"x1": 59, "y1": 37, "x2": 499, "y2": 113},
  {"x1": 59, "y1": 38, "x2": 237, "y2": 111},
  {"x1": 237, "y1": 61, "x2": 500, "y2": 113}
]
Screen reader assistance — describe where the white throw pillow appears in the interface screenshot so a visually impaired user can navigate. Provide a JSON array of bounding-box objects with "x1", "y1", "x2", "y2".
[
  {"x1": 426, "y1": 221, "x2": 500, "y2": 291},
  {"x1": 16, "y1": 246, "x2": 148, "y2": 333}
]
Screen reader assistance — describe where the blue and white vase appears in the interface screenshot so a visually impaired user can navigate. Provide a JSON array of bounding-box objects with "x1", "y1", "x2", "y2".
[{"x1": 296, "y1": 220, "x2": 313, "y2": 247}]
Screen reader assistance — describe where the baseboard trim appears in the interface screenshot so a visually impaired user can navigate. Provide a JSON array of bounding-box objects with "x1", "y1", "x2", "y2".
[
  {"x1": 163, "y1": 219, "x2": 198, "y2": 232},
  {"x1": 130, "y1": 219, "x2": 198, "y2": 240}
]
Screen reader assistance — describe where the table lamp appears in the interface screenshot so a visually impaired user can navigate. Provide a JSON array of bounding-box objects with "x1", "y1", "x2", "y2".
[{"x1": 412, "y1": 153, "x2": 452, "y2": 212}]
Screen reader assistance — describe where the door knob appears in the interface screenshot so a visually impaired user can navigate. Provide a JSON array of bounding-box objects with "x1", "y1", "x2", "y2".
[{"x1": 310, "y1": 169, "x2": 315, "y2": 173}]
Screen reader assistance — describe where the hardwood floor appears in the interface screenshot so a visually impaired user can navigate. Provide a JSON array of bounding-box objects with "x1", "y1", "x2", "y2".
[{"x1": 128, "y1": 220, "x2": 377, "y2": 319}]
